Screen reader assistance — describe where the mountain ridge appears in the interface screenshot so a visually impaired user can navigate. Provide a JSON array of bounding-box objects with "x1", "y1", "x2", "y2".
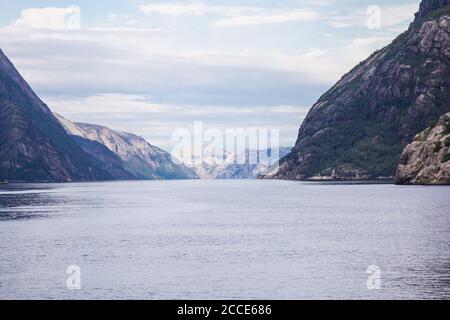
[{"x1": 55, "y1": 113, "x2": 198, "y2": 180}]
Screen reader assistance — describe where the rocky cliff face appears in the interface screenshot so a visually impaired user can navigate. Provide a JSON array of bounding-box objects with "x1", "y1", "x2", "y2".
[
  {"x1": 0, "y1": 49, "x2": 111, "y2": 182},
  {"x1": 395, "y1": 113, "x2": 450, "y2": 184},
  {"x1": 264, "y1": 0, "x2": 450, "y2": 181},
  {"x1": 55, "y1": 113, "x2": 198, "y2": 180}
]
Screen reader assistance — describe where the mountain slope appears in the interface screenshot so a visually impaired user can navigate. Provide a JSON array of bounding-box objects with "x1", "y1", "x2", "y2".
[
  {"x1": 264, "y1": 0, "x2": 450, "y2": 181},
  {"x1": 55, "y1": 113, "x2": 198, "y2": 180},
  {"x1": 69, "y1": 135, "x2": 136, "y2": 180},
  {"x1": 0, "y1": 49, "x2": 111, "y2": 182},
  {"x1": 395, "y1": 112, "x2": 450, "y2": 184}
]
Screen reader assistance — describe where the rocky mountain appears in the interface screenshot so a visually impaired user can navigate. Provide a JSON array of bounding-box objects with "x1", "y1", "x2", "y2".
[
  {"x1": 55, "y1": 113, "x2": 198, "y2": 180},
  {"x1": 69, "y1": 135, "x2": 136, "y2": 180},
  {"x1": 186, "y1": 147, "x2": 290, "y2": 179},
  {"x1": 263, "y1": 0, "x2": 450, "y2": 181},
  {"x1": 395, "y1": 112, "x2": 450, "y2": 184},
  {"x1": 0, "y1": 49, "x2": 112, "y2": 182}
]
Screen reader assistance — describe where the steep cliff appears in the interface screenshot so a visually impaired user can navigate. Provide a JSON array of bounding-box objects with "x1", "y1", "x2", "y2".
[
  {"x1": 0, "y1": 49, "x2": 111, "y2": 182},
  {"x1": 395, "y1": 112, "x2": 450, "y2": 184},
  {"x1": 265, "y1": 0, "x2": 450, "y2": 181}
]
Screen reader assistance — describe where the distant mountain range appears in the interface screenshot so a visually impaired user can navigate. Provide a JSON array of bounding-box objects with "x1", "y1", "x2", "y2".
[
  {"x1": 55, "y1": 113, "x2": 198, "y2": 180},
  {"x1": 262, "y1": 0, "x2": 450, "y2": 184},
  {"x1": 184, "y1": 146, "x2": 291, "y2": 179}
]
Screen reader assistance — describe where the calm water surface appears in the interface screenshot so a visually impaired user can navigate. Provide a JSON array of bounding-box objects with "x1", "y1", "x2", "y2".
[{"x1": 0, "y1": 180, "x2": 449, "y2": 299}]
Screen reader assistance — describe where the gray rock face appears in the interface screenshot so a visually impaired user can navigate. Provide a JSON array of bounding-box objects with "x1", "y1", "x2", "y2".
[
  {"x1": 266, "y1": 1, "x2": 450, "y2": 181},
  {"x1": 0, "y1": 49, "x2": 111, "y2": 182},
  {"x1": 55, "y1": 113, "x2": 198, "y2": 180},
  {"x1": 395, "y1": 113, "x2": 450, "y2": 184}
]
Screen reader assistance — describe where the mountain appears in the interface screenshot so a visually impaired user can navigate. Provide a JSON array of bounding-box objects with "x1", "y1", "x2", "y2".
[
  {"x1": 55, "y1": 113, "x2": 198, "y2": 180},
  {"x1": 0, "y1": 49, "x2": 112, "y2": 182},
  {"x1": 263, "y1": 0, "x2": 450, "y2": 181},
  {"x1": 395, "y1": 112, "x2": 450, "y2": 184},
  {"x1": 69, "y1": 135, "x2": 136, "y2": 180},
  {"x1": 185, "y1": 146, "x2": 290, "y2": 179}
]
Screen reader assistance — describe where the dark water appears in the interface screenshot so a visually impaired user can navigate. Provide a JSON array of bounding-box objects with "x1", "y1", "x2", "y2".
[{"x1": 0, "y1": 180, "x2": 449, "y2": 300}]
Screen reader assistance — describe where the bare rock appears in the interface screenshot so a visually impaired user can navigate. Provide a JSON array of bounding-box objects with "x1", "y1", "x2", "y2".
[{"x1": 395, "y1": 113, "x2": 450, "y2": 184}]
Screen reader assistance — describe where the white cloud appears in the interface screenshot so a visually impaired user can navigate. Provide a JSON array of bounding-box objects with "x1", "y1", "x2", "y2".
[
  {"x1": 381, "y1": 4, "x2": 418, "y2": 27},
  {"x1": 268, "y1": 106, "x2": 309, "y2": 114},
  {"x1": 347, "y1": 36, "x2": 394, "y2": 63},
  {"x1": 140, "y1": 2, "x2": 319, "y2": 27},
  {"x1": 139, "y1": 3, "x2": 261, "y2": 17},
  {"x1": 13, "y1": 6, "x2": 81, "y2": 30},
  {"x1": 46, "y1": 94, "x2": 306, "y2": 149},
  {"x1": 105, "y1": 13, "x2": 138, "y2": 27},
  {"x1": 138, "y1": 2, "x2": 414, "y2": 29},
  {"x1": 213, "y1": 9, "x2": 319, "y2": 27},
  {"x1": 329, "y1": 3, "x2": 418, "y2": 29},
  {"x1": 1, "y1": 1, "x2": 420, "y2": 150},
  {"x1": 348, "y1": 36, "x2": 393, "y2": 49},
  {"x1": 47, "y1": 94, "x2": 164, "y2": 115},
  {"x1": 140, "y1": 3, "x2": 208, "y2": 16}
]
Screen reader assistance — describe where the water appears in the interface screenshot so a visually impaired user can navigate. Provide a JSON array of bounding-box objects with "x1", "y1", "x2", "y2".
[{"x1": 0, "y1": 180, "x2": 449, "y2": 300}]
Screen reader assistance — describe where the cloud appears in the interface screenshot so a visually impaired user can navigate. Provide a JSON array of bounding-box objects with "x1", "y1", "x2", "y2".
[
  {"x1": 140, "y1": 3, "x2": 261, "y2": 17},
  {"x1": 381, "y1": 4, "x2": 418, "y2": 27},
  {"x1": 140, "y1": 2, "x2": 320, "y2": 27},
  {"x1": 0, "y1": 26, "x2": 334, "y2": 107},
  {"x1": 139, "y1": 2, "x2": 417, "y2": 29},
  {"x1": 140, "y1": 3, "x2": 208, "y2": 16},
  {"x1": 0, "y1": 2, "x2": 419, "y2": 150},
  {"x1": 47, "y1": 94, "x2": 306, "y2": 150},
  {"x1": 213, "y1": 9, "x2": 319, "y2": 27},
  {"x1": 268, "y1": 105, "x2": 309, "y2": 114},
  {"x1": 346, "y1": 36, "x2": 394, "y2": 63},
  {"x1": 47, "y1": 94, "x2": 164, "y2": 115},
  {"x1": 329, "y1": 3, "x2": 418, "y2": 29},
  {"x1": 13, "y1": 6, "x2": 81, "y2": 30},
  {"x1": 348, "y1": 36, "x2": 393, "y2": 49}
]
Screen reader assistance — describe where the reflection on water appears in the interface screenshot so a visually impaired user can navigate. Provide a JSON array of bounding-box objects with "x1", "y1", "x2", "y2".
[
  {"x1": 0, "y1": 185, "x2": 56, "y2": 221},
  {"x1": 0, "y1": 180, "x2": 449, "y2": 300},
  {"x1": 0, "y1": 183, "x2": 106, "y2": 221}
]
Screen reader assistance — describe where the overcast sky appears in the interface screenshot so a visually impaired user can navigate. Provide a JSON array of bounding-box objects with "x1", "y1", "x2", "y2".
[{"x1": 0, "y1": 0, "x2": 421, "y2": 150}]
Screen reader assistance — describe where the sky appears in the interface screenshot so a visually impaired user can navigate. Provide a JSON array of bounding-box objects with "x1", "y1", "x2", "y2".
[{"x1": 0, "y1": 0, "x2": 422, "y2": 151}]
